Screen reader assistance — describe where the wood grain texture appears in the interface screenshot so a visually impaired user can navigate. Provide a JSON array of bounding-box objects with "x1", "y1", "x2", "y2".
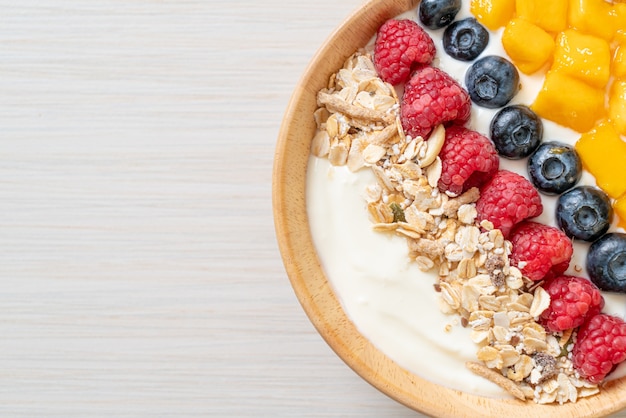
[{"x1": 0, "y1": 0, "x2": 623, "y2": 417}]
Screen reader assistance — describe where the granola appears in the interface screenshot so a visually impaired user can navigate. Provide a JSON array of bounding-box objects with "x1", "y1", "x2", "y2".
[{"x1": 310, "y1": 48, "x2": 599, "y2": 404}]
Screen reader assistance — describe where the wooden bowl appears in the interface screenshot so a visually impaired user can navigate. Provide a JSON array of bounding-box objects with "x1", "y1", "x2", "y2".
[{"x1": 272, "y1": 0, "x2": 626, "y2": 416}]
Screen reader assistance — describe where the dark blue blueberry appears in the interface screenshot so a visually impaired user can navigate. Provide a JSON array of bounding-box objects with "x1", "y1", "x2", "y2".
[
  {"x1": 490, "y1": 105, "x2": 543, "y2": 159},
  {"x1": 528, "y1": 141, "x2": 582, "y2": 195},
  {"x1": 443, "y1": 18, "x2": 489, "y2": 61},
  {"x1": 465, "y1": 56, "x2": 519, "y2": 108},
  {"x1": 418, "y1": 0, "x2": 462, "y2": 29},
  {"x1": 556, "y1": 186, "x2": 613, "y2": 242},
  {"x1": 587, "y1": 233, "x2": 626, "y2": 293}
]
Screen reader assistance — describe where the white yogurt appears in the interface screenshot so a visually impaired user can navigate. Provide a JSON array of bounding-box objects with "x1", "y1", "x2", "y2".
[
  {"x1": 307, "y1": 157, "x2": 511, "y2": 396},
  {"x1": 306, "y1": 3, "x2": 626, "y2": 398}
]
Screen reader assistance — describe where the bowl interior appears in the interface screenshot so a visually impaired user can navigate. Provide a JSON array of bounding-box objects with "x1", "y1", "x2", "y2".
[{"x1": 272, "y1": 0, "x2": 626, "y2": 416}]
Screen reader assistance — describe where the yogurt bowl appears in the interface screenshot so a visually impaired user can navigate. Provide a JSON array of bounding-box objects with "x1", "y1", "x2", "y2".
[{"x1": 273, "y1": 0, "x2": 626, "y2": 416}]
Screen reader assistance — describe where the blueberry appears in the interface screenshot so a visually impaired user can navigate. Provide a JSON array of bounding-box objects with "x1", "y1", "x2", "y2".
[
  {"x1": 418, "y1": 0, "x2": 461, "y2": 29},
  {"x1": 443, "y1": 18, "x2": 489, "y2": 61},
  {"x1": 528, "y1": 141, "x2": 582, "y2": 195},
  {"x1": 490, "y1": 105, "x2": 543, "y2": 159},
  {"x1": 465, "y1": 56, "x2": 519, "y2": 108},
  {"x1": 556, "y1": 186, "x2": 613, "y2": 242},
  {"x1": 587, "y1": 233, "x2": 626, "y2": 293}
]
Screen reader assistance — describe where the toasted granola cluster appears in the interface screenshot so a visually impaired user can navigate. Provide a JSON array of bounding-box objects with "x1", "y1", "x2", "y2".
[{"x1": 311, "y1": 48, "x2": 602, "y2": 404}]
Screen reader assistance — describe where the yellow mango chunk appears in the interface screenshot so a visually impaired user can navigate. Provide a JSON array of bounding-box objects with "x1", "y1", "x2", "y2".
[
  {"x1": 611, "y1": 1, "x2": 626, "y2": 41},
  {"x1": 552, "y1": 30, "x2": 611, "y2": 89},
  {"x1": 568, "y1": 0, "x2": 625, "y2": 41},
  {"x1": 613, "y1": 46, "x2": 626, "y2": 79},
  {"x1": 610, "y1": 80, "x2": 626, "y2": 136},
  {"x1": 531, "y1": 71, "x2": 605, "y2": 133},
  {"x1": 470, "y1": 0, "x2": 515, "y2": 30},
  {"x1": 575, "y1": 121, "x2": 626, "y2": 199},
  {"x1": 615, "y1": 194, "x2": 626, "y2": 230},
  {"x1": 502, "y1": 19, "x2": 554, "y2": 74},
  {"x1": 613, "y1": 31, "x2": 626, "y2": 79},
  {"x1": 516, "y1": 0, "x2": 568, "y2": 33}
]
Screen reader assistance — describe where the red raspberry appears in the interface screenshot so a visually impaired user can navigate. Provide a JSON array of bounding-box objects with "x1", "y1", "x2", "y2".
[
  {"x1": 509, "y1": 221, "x2": 573, "y2": 281},
  {"x1": 401, "y1": 66, "x2": 471, "y2": 140},
  {"x1": 573, "y1": 314, "x2": 626, "y2": 384},
  {"x1": 475, "y1": 170, "x2": 543, "y2": 237},
  {"x1": 540, "y1": 276, "x2": 604, "y2": 333},
  {"x1": 437, "y1": 126, "x2": 499, "y2": 196},
  {"x1": 374, "y1": 19, "x2": 436, "y2": 86}
]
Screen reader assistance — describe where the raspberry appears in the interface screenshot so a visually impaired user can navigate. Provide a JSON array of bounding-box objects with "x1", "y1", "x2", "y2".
[
  {"x1": 401, "y1": 66, "x2": 471, "y2": 140},
  {"x1": 437, "y1": 126, "x2": 499, "y2": 195},
  {"x1": 573, "y1": 314, "x2": 626, "y2": 384},
  {"x1": 374, "y1": 19, "x2": 436, "y2": 86},
  {"x1": 475, "y1": 170, "x2": 543, "y2": 237},
  {"x1": 540, "y1": 275, "x2": 604, "y2": 333},
  {"x1": 509, "y1": 221, "x2": 573, "y2": 281}
]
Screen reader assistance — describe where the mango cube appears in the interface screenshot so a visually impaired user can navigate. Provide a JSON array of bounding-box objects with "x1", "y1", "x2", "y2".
[
  {"x1": 575, "y1": 121, "x2": 626, "y2": 199},
  {"x1": 470, "y1": 0, "x2": 515, "y2": 30},
  {"x1": 610, "y1": 80, "x2": 626, "y2": 136},
  {"x1": 531, "y1": 71, "x2": 605, "y2": 133},
  {"x1": 615, "y1": 194, "x2": 626, "y2": 230},
  {"x1": 516, "y1": 0, "x2": 568, "y2": 33},
  {"x1": 614, "y1": 46, "x2": 626, "y2": 79},
  {"x1": 569, "y1": 0, "x2": 626, "y2": 41},
  {"x1": 502, "y1": 19, "x2": 554, "y2": 74},
  {"x1": 613, "y1": 31, "x2": 626, "y2": 79},
  {"x1": 617, "y1": 3, "x2": 626, "y2": 37},
  {"x1": 552, "y1": 30, "x2": 611, "y2": 89}
]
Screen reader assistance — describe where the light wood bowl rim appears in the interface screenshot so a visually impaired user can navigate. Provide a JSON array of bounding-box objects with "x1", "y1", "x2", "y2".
[{"x1": 272, "y1": 0, "x2": 626, "y2": 416}]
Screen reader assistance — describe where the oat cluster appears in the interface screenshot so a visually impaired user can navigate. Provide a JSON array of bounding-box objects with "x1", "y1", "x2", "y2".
[{"x1": 311, "y1": 48, "x2": 603, "y2": 404}]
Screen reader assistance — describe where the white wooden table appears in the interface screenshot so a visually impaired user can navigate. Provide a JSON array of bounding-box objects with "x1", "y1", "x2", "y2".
[{"x1": 1, "y1": 1, "x2": 624, "y2": 416}]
